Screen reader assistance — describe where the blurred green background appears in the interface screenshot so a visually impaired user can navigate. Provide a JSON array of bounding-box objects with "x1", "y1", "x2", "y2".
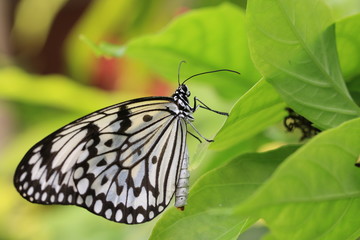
[{"x1": 0, "y1": 1, "x2": 262, "y2": 240}]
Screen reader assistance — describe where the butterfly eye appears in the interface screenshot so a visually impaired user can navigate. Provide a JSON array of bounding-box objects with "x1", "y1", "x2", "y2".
[
  {"x1": 181, "y1": 85, "x2": 187, "y2": 91},
  {"x1": 186, "y1": 90, "x2": 191, "y2": 97}
]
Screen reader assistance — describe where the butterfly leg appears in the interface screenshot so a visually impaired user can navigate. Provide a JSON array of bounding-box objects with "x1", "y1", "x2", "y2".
[
  {"x1": 186, "y1": 120, "x2": 214, "y2": 142},
  {"x1": 187, "y1": 130, "x2": 203, "y2": 143},
  {"x1": 192, "y1": 97, "x2": 229, "y2": 116}
]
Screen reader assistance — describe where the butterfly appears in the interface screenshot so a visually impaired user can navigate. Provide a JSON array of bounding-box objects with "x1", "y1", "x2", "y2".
[{"x1": 14, "y1": 64, "x2": 239, "y2": 224}]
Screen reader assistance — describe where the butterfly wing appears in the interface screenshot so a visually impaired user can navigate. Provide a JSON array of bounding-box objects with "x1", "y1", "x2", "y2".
[{"x1": 14, "y1": 97, "x2": 188, "y2": 224}]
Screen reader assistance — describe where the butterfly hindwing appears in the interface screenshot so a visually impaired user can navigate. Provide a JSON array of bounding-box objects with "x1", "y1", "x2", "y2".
[{"x1": 14, "y1": 97, "x2": 188, "y2": 224}]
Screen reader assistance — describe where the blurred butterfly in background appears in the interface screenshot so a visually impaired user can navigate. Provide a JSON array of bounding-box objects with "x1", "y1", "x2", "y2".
[{"x1": 14, "y1": 62, "x2": 239, "y2": 224}]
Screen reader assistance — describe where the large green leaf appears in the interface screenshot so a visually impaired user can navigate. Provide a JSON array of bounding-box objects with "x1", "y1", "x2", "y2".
[
  {"x1": 212, "y1": 78, "x2": 286, "y2": 150},
  {"x1": 336, "y1": 13, "x2": 360, "y2": 80},
  {"x1": 236, "y1": 118, "x2": 360, "y2": 240},
  {"x1": 246, "y1": 0, "x2": 360, "y2": 129},
  {"x1": 125, "y1": 3, "x2": 260, "y2": 99},
  {"x1": 149, "y1": 145, "x2": 299, "y2": 240}
]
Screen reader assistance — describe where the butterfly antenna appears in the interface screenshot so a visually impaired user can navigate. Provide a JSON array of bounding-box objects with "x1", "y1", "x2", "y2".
[
  {"x1": 182, "y1": 69, "x2": 240, "y2": 85},
  {"x1": 178, "y1": 60, "x2": 187, "y2": 86}
]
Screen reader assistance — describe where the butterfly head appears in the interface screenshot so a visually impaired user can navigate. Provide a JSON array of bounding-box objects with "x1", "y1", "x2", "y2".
[
  {"x1": 172, "y1": 84, "x2": 193, "y2": 117},
  {"x1": 179, "y1": 84, "x2": 191, "y2": 97}
]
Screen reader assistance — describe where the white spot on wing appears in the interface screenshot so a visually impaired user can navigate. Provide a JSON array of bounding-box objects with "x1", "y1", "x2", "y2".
[
  {"x1": 121, "y1": 144, "x2": 128, "y2": 151},
  {"x1": 74, "y1": 167, "x2": 84, "y2": 179},
  {"x1": 136, "y1": 214, "x2": 144, "y2": 223},
  {"x1": 94, "y1": 200, "x2": 103, "y2": 213},
  {"x1": 33, "y1": 145, "x2": 42, "y2": 153},
  {"x1": 77, "y1": 196, "x2": 83, "y2": 204},
  {"x1": 85, "y1": 195, "x2": 93, "y2": 206},
  {"x1": 115, "y1": 210, "x2": 123, "y2": 222},
  {"x1": 27, "y1": 186, "x2": 34, "y2": 196},
  {"x1": 58, "y1": 192, "x2": 64, "y2": 202},
  {"x1": 127, "y1": 214, "x2": 133, "y2": 223},
  {"x1": 77, "y1": 178, "x2": 89, "y2": 194},
  {"x1": 85, "y1": 139, "x2": 94, "y2": 148},
  {"x1": 105, "y1": 209, "x2": 112, "y2": 219},
  {"x1": 28, "y1": 153, "x2": 41, "y2": 165},
  {"x1": 19, "y1": 172, "x2": 27, "y2": 182},
  {"x1": 41, "y1": 192, "x2": 47, "y2": 201}
]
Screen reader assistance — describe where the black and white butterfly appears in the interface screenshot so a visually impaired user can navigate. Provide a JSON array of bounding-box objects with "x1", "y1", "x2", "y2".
[{"x1": 14, "y1": 65, "x2": 239, "y2": 224}]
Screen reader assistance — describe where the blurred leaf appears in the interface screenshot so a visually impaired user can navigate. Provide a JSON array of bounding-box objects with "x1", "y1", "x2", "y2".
[
  {"x1": 79, "y1": 35, "x2": 126, "y2": 57},
  {"x1": 236, "y1": 118, "x2": 360, "y2": 240},
  {"x1": 65, "y1": 0, "x2": 136, "y2": 81},
  {"x1": 124, "y1": 3, "x2": 260, "y2": 99},
  {"x1": 246, "y1": 0, "x2": 360, "y2": 129},
  {"x1": 212, "y1": 79, "x2": 286, "y2": 150},
  {"x1": 336, "y1": 14, "x2": 360, "y2": 80},
  {"x1": 0, "y1": 67, "x2": 134, "y2": 112},
  {"x1": 324, "y1": 0, "x2": 360, "y2": 21},
  {"x1": 262, "y1": 232, "x2": 278, "y2": 240},
  {"x1": 150, "y1": 145, "x2": 299, "y2": 240}
]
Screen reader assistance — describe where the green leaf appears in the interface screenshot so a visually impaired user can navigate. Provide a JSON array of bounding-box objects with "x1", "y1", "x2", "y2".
[
  {"x1": 262, "y1": 232, "x2": 279, "y2": 240},
  {"x1": 246, "y1": 0, "x2": 360, "y2": 129},
  {"x1": 204, "y1": 132, "x2": 271, "y2": 173},
  {"x1": 236, "y1": 118, "x2": 360, "y2": 240},
  {"x1": 0, "y1": 67, "x2": 133, "y2": 112},
  {"x1": 324, "y1": 0, "x2": 360, "y2": 22},
  {"x1": 125, "y1": 3, "x2": 261, "y2": 99},
  {"x1": 347, "y1": 78, "x2": 360, "y2": 106},
  {"x1": 336, "y1": 14, "x2": 360, "y2": 80},
  {"x1": 212, "y1": 78, "x2": 286, "y2": 150},
  {"x1": 149, "y1": 145, "x2": 299, "y2": 240}
]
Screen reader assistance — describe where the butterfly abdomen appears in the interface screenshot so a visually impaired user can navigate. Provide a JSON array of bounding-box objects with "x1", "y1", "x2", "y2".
[{"x1": 174, "y1": 149, "x2": 189, "y2": 210}]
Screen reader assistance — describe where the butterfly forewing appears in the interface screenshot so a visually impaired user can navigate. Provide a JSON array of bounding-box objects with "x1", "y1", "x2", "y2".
[{"x1": 14, "y1": 97, "x2": 188, "y2": 224}]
